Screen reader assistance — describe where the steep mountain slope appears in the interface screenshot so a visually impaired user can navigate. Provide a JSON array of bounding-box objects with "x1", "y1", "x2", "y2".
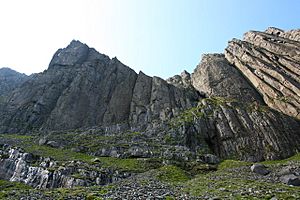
[
  {"x1": 225, "y1": 27, "x2": 300, "y2": 119},
  {"x1": 0, "y1": 40, "x2": 199, "y2": 133},
  {"x1": 0, "y1": 68, "x2": 28, "y2": 96},
  {"x1": 189, "y1": 54, "x2": 300, "y2": 161}
]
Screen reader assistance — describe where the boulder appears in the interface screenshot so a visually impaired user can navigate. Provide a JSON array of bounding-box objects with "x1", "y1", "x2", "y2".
[
  {"x1": 199, "y1": 154, "x2": 220, "y2": 164},
  {"x1": 38, "y1": 138, "x2": 47, "y2": 146},
  {"x1": 250, "y1": 164, "x2": 270, "y2": 175},
  {"x1": 46, "y1": 141, "x2": 60, "y2": 148},
  {"x1": 280, "y1": 174, "x2": 300, "y2": 186},
  {"x1": 277, "y1": 166, "x2": 293, "y2": 176}
]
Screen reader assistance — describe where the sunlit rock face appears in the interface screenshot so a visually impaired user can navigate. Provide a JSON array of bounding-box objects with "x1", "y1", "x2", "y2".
[
  {"x1": 0, "y1": 145, "x2": 128, "y2": 188},
  {"x1": 225, "y1": 28, "x2": 300, "y2": 119}
]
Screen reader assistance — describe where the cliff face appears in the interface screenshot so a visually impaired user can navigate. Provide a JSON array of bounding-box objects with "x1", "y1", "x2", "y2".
[
  {"x1": 190, "y1": 54, "x2": 300, "y2": 161},
  {"x1": 0, "y1": 68, "x2": 28, "y2": 97},
  {"x1": 225, "y1": 27, "x2": 300, "y2": 119},
  {"x1": 191, "y1": 54, "x2": 264, "y2": 104},
  {"x1": 0, "y1": 40, "x2": 199, "y2": 133},
  {"x1": 0, "y1": 28, "x2": 299, "y2": 166}
]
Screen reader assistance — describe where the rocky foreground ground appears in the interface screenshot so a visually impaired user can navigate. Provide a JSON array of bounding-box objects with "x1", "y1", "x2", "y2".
[{"x1": 0, "y1": 136, "x2": 300, "y2": 199}]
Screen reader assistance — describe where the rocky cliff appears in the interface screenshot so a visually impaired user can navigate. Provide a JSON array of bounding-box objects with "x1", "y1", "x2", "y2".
[
  {"x1": 190, "y1": 53, "x2": 300, "y2": 161},
  {"x1": 0, "y1": 68, "x2": 28, "y2": 97},
  {"x1": 0, "y1": 144, "x2": 131, "y2": 189},
  {"x1": 0, "y1": 28, "x2": 300, "y2": 192},
  {"x1": 0, "y1": 40, "x2": 199, "y2": 133},
  {"x1": 225, "y1": 27, "x2": 300, "y2": 119}
]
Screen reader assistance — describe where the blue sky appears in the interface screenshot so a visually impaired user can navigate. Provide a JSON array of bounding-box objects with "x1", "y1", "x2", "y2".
[{"x1": 0, "y1": 0, "x2": 300, "y2": 78}]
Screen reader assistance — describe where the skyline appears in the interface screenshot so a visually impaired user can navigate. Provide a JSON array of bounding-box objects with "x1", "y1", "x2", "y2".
[{"x1": 0, "y1": 0, "x2": 300, "y2": 78}]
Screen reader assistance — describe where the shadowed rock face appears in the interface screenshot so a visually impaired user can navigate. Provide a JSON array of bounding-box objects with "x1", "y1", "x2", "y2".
[
  {"x1": 0, "y1": 41, "x2": 200, "y2": 133},
  {"x1": 225, "y1": 28, "x2": 300, "y2": 119},
  {"x1": 0, "y1": 68, "x2": 28, "y2": 96},
  {"x1": 49, "y1": 40, "x2": 91, "y2": 67},
  {"x1": 190, "y1": 99, "x2": 300, "y2": 162}
]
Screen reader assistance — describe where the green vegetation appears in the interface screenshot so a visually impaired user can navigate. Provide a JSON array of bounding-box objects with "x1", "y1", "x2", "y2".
[
  {"x1": 246, "y1": 101, "x2": 269, "y2": 113},
  {"x1": 205, "y1": 96, "x2": 237, "y2": 106},
  {"x1": 184, "y1": 155, "x2": 300, "y2": 199},
  {"x1": 0, "y1": 133, "x2": 36, "y2": 143},
  {"x1": 0, "y1": 133, "x2": 162, "y2": 173},
  {"x1": 24, "y1": 144, "x2": 159, "y2": 172},
  {"x1": 0, "y1": 179, "x2": 32, "y2": 199},
  {"x1": 169, "y1": 96, "x2": 241, "y2": 128},
  {"x1": 24, "y1": 144, "x2": 94, "y2": 163},
  {"x1": 0, "y1": 134, "x2": 38, "y2": 153},
  {"x1": 185, "y1": 173, "x2": 300, "y2": 199},
  {"x1": 1, "y1": 119, "x2": 300, "y2": 199},
  {"x1": 1, "y1": 144, "x2": 300, "y2": 199},
  {"x1": 218, "y1": 159, "x2": 252, "y2": 170},
  {"x1": 169, "y1": 105, "x2": 206, "y2": 127},
  {"x1": 38, "y1": 185, "x2": 112, "y2": 200},
  {"x1": 156, "y1": 165, "x2": 190, "y2": 184},
  {"x1": 165, "y1": 196, "x2": 175, "y2": 200}
]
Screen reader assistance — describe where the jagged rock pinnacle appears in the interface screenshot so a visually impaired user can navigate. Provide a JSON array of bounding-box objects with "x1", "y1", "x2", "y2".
[{"x1": 49, "y1": 40, "x2": 90, "y2": 67}]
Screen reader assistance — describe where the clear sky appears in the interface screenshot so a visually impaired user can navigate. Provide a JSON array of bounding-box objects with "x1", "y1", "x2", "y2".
[{"x1": 0, "y1": 0, "x2": 300, "y2": 78}]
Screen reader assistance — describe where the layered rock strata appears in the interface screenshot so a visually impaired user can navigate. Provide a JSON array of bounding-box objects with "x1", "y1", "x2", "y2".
[{"x1": 225, "y1": 28, "x2": 300, "y2": 119}]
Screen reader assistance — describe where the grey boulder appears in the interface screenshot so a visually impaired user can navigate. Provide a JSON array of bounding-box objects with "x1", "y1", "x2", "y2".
[
  {"x1": 250, "y1": 164, "x2": 270, "y2": 175},
  {"x1": 280, "y1": 174, "x2": 300, "y2": 186}
]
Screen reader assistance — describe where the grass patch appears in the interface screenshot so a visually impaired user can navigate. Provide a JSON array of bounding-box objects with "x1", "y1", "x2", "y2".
[
  {"x1": 205, "y1": 96, "x2": 237, "y2": 106},
  {"x1": 0, "y1": 133, "x2": 162, "y2": 173},
  {"x1": 169, "y1": 105, "x2": 205, "y2": 127},
  {"x1": 156, "y1": 165, "x2": 190, "y2": 184},
  {"x1": 185, "y1": 153, "x2": 300, "y2": 198},
  {"x1": 0, "y1": 179, "x2": 31, "y2": 191},
  {"x1": 218, "y1": 160, "x2": 252, "y2": 170},
  {"x1": 0, "y1": 179, "x2": 32, "y2": 199},
  {"x1": 23, "y1": 144, "x2": 158, "y2": 172},
  {"x1": 0, "y1": 134, "x2": 34, "y2": 140},
  {"x1": 23, "y1": 144, "x2": 94, "y2": 163},
  {"x1": 169, "y1": 97, "x2": 238, "y2": 128},
  {"x1": 185, "y1": 173, "x2": 300, "y2": 199}
]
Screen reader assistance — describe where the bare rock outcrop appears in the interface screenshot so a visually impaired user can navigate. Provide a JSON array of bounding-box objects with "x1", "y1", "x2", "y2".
[
  {"x1": 129, "y1": 71, "x2": 199, "y2": 128},
  {"x1": 191, "y1": 54, "x2": 264, "y2": 104},
  {"x1": 0, "y1": 68, "x2": 28, "y2": 96},
  {"x1": 198, "y1": 99, "x2": 300, "y2": 161},
  {"x1": 190, "y1": 43, "x2": 300, "y2": 161},
  {"x1": 189, "y1": 53, "x2": 300, "y2": 161},
  {"x1": 0, "y1": 144, "x2": 128, "y2": 188},
  {"x1": 225, "y1": 28, "x2": 300, "y2": 119},
  {"x1": 0, "y1": 41, "x2": 200, "y2": 133}
]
